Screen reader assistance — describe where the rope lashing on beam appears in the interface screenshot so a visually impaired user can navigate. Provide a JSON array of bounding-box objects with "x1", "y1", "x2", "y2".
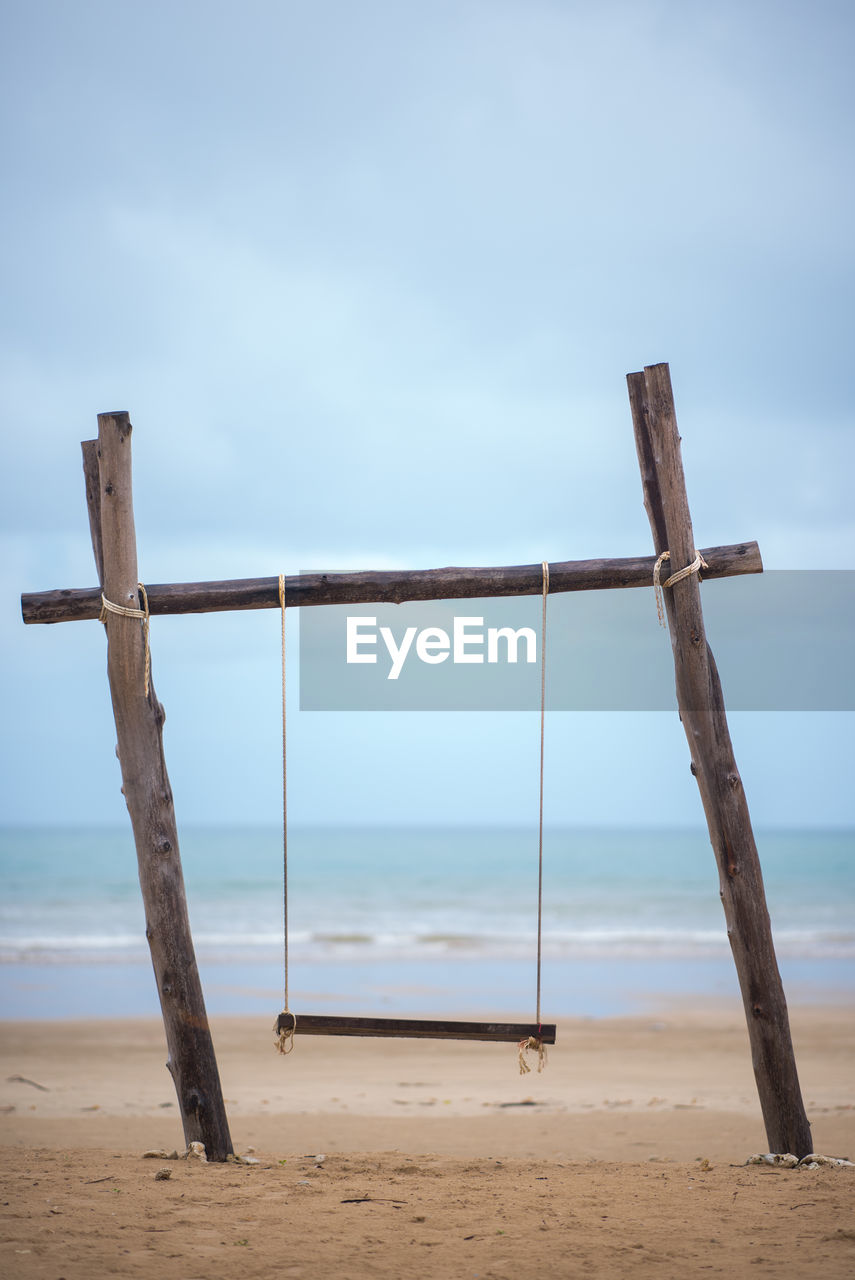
[
  {"x1": 653, "y1": 551, "x2": 709, "y2": 627},
  {"x1": 99, "y1": 583, "x2": 151, "y2": 696}
]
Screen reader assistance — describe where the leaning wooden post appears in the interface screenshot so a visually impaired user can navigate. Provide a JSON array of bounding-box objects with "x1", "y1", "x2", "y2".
[
  {"x1": 627, "y1": 364, "x2": 812, "y2": 1158},
  {"x1": 88, "y1": 413, "x2": 233, "y2": 1161}
]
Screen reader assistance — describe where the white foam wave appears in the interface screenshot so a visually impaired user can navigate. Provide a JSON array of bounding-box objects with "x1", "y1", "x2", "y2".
[{"x1": 2, "y1": 925, "x2": 853, "y2": 964}]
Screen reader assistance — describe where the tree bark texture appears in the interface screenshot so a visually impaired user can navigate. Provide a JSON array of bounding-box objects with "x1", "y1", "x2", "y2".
[
  {"x1": 22, "y1": 541, "x2": 762, "y2": 625},
  {"x1": 627, "y1": 364, "x2": 812, "y2": 1158},
  {"x1": 89, "y1": 414, "x2": 233, "y2": 1162}
]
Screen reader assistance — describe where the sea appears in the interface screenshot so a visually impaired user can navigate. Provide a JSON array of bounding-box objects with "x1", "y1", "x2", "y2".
[{"x1": 0, "y1": 826, "x2": 852, "y2": 1021}]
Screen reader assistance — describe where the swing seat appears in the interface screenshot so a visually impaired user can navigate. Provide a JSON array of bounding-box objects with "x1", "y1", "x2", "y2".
[{"x1": 276, "y1": 1013, "x2": 557, "y2": 1043}]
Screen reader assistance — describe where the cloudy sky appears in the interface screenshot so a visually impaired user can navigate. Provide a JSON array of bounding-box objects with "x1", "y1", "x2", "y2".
[{"x1": 2, "y1": 0, "x2": 853, "y2": 829}]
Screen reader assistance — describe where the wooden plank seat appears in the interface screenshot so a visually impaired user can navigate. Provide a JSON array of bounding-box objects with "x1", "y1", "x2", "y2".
[{"x1": 275, "y1": 1014, "x2": 557, "y2": 1043}]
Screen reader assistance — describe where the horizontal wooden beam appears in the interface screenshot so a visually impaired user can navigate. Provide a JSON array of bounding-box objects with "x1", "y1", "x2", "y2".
[
  {"x1": 21, "y1": 541, "x2": 761, "y2": 625},
  {"x1": 276, "y1": 1014, "x2": 557, "y2": 1043}
]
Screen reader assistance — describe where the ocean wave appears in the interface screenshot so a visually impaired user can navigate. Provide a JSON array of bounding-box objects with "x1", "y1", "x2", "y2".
[{"x1": 2, "y1": 925, "x2": 853, "y2": 964}]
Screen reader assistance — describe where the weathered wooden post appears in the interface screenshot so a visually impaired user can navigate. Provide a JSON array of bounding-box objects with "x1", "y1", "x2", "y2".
[
  {"x1": 86, "y1": 412, "x2": 233, "y2": 1161},
  {"x1": 627, "y1": 363, "x2": 812, "y2": 1158}
]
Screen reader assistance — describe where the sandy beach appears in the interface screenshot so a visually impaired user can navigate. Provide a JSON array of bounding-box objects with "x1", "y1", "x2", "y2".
[{"x1": 1, "y1": 1003, "x2": 853, "y2": 1277}]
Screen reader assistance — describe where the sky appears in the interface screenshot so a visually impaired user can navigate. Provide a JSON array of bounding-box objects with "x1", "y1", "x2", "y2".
[{"x1": 2, "y1": 0, "x2": 854, "y2": 830}]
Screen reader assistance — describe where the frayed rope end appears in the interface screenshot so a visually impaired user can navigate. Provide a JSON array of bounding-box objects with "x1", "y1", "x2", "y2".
[{"x1": 518, "y1": 1036, "x2": 547, "y2": 1075}]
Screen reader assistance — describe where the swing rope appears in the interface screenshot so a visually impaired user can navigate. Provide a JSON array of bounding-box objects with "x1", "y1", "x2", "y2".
[
  {"x1": 275, "y1": 564, "x2": 553, "y2": 1065},
  {"x1": 519, "y1": 559, "x2": 549, "y2": 1075},
  {"x1": 276, "y1": 574, "x2": 295, "y2": 1054},
  {"x1": 537, "y1": 558, "x2": 548, "y2": 1030}
]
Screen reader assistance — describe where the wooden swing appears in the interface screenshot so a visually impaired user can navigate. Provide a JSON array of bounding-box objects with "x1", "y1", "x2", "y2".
[
  {"x1": 21, "y1": 367, "x2": 814, "y2": 1161},
  {"x1": 274, "y1": 566, "x2": 557, "y2": 1054}
]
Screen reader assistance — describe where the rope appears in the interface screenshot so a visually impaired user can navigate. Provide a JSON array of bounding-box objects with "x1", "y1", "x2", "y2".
[
  {"x1": 273, "y1": 562, "x2": 552, "y2": 1070},
  {"x1": 276, "y1": 573, "x2": 295, "y2": 1055},
  {"x1": 276, "y1": 1010, "x2": 295, "y2": 1056},
  {"x1": 519, "y1": 560, "x2": 549, "y2": 1075},
  {"x1": 536, "y1": 559, "x2": 547, "y2": 1030},
  {"x1": 100, "y1": 584, "x2": 151, "y2": 697},
  {"x1": 653, "y1": 550, "x2": 709, "y2": 627},
  {"x1": 518, "y1": 1035, "x2": 547, "y2": 1075}
]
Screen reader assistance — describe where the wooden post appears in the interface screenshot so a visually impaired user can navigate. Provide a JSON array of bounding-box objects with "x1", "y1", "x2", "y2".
[
  {"x1": 627, "y1": 364, "x2": 812, "y2": 1158},
  {"x1": 21, "y1": 541, "x2": 762, "y2": 625},
  {"x1": 89, "y1": 413, "x2": 233, "y2": 1162}
]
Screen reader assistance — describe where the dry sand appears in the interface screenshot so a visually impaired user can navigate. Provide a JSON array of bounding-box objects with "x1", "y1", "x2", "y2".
[{"x1": 1, "y1": 1004, "x2": 853, "y2": 1278}]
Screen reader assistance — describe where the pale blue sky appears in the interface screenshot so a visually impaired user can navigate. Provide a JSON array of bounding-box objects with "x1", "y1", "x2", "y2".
[{"x1": 2, "y1": 0, "x2": 853, "y2": 828}]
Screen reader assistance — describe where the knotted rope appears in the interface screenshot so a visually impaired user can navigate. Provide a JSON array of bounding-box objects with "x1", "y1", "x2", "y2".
[
  {"x1": 276, "y1": 1011, "x2": 296, "y2": 1056},
  {"x1": 518, "y1": 1035, "x2": 547, "y2": 1075},
  {"x1": 99, "y1": 584, "x2": 151, "y2": 697},
  {"x1": 652, "y1": 550, "x2": 709, "y2": 626}
]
